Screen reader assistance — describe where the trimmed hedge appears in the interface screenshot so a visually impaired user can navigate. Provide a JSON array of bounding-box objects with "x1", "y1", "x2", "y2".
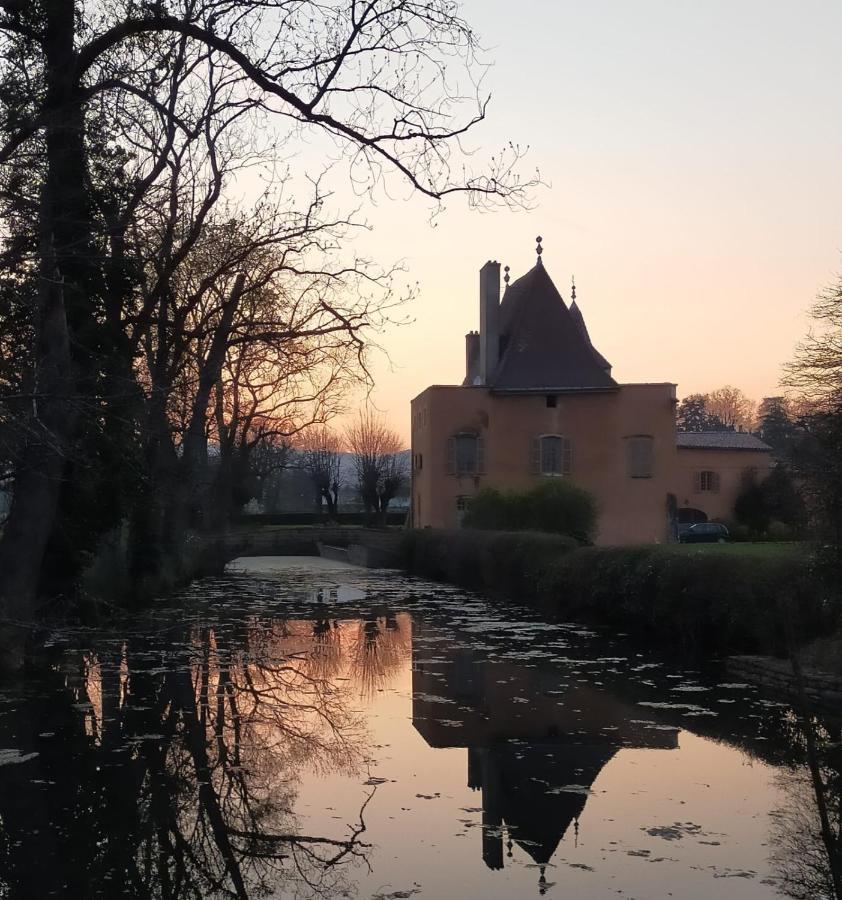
[
  {"x1": 402, "y1": 529, "x2": 832, "y2": 654},
  {"x1": 462, "y1": 480, "x2": 597, "y2": 543},
  {"x1": 402, "y1": 528, "x2": 578, "y2": 602}
]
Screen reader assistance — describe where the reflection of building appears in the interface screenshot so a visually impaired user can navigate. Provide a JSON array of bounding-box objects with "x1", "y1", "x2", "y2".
[
  {"x1": 409, "y1": 241, "x2": 773, "y2": 542},
  {"x1": 411, "y1": 622, "x2": 677, "y2": 885}
]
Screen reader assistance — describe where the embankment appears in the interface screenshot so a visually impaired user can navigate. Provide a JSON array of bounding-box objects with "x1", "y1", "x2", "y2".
[{"x1": 401, "y1": 529, "x2": 832, "y2": 654}]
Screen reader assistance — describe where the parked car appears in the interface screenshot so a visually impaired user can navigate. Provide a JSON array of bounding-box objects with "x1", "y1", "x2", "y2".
[{"x1": 679, "y1": 522, "x2": 730, "y2": 544}]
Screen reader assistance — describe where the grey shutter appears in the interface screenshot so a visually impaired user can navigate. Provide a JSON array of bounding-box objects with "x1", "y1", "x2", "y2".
[
  {"x1": 562, "y1": 437, "x2": 573, "y2": 475},
  {"x1": 628, "y1": 436, "x2": 654, "y2": 477},
  {"x1": 712, "y1": 471, "x2": 721, "y2": 493},
  {"x1": 476, "y1": 436, "x2": 486, "y2": 474},
  {"x1": 530, "y1": 438, "x2": 541, "y2": 474},
  {"x1": 693, "y1": 471, "x2": 702, "y2": 493},
  {"x1": 446, "y1": 437, "x2": 455, "y2": 475},
  {"x1": 642, "y1": 437, "x2": 654, "y2": 477}
]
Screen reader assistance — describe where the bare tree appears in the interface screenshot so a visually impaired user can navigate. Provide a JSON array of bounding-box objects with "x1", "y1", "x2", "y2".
[
  {"x1": 299, "y1": 426, "x2": 344, "y2": 518},
  {"x1": 785, "y1": 280, "x2": 842, "y2": 409},
  {"x1": 345, "y1": 409, "x2": 407, "y2": 526},
  {"x1": 0, "y1": 0, "x2": 533, "y2": 655},
  {"x1": 704, "y1": 385, "x2": 756, "y2": 431}
]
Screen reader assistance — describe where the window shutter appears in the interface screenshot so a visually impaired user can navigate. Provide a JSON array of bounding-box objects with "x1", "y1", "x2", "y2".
[
  {"x1": 446, "y1": 437, "x2": 456, "y2": 475},
  {"x1": 562, "y1": 438, "x2": 573, "y2": 475},
  {"x1": 712, "y1": 471, "x2": 721, "y2": 493},
  {"x1": 476, "y1": 436, "x2": 486, "y2": 474},
  {"x1": 693, "y1": 471, "x2": 702, "y2": 493},
  {"x1": 627, "y1": 436, "x2": 654, "y2": 478},
  {"x1": 530, "y1": 438, "x2": 540, "y2": 474}
]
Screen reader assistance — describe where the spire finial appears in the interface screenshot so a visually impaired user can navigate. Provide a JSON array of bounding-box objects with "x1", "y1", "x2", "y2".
[
  {"x1": 571, "y1": 275, "x2": 576, "y2": 302},
  {"x1": 536, "y1": 235, "x2": 543, "y2": 264},
  {"x1": 503, "y1": 264, "x2": 510, "y2": 287}
]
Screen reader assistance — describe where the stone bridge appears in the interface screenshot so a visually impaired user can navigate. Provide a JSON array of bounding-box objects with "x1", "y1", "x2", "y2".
[{"x1": 196, "y1": 526, "x2": 406, "y2": 570}]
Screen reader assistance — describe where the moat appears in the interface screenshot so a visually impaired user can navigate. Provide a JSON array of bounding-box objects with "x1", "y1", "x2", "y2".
[{"x1": 0, "y1": 557, "x2": 836, "y2": 899}]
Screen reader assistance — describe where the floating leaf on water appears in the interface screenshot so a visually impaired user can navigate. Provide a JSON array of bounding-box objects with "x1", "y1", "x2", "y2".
[{"x1": 0, "y1": 749, "x2": 38, "y2": 766}]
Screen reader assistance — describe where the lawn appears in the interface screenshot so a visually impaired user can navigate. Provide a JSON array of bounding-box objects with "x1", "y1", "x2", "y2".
[{"x1": 665, "y1": 541, "x2": 808, "y2": 559}]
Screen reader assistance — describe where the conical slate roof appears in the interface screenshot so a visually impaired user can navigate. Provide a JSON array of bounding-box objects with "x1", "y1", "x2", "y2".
[
  {"x1": 569, "y1": 299, "x2": 612, "y2": 373},
  {"x1": 493, "y1": 263, "x2": 616, "y2": 392}
]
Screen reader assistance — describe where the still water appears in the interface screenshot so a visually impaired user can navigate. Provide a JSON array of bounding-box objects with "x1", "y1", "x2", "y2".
[{"x1": 0, "y1": 557, "x2": 838, "y2": 899}]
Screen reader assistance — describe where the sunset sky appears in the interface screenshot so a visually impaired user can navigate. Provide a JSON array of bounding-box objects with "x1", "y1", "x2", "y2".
[{"x1": 340, "y1": 0, "x2": 842, "y2": 442}]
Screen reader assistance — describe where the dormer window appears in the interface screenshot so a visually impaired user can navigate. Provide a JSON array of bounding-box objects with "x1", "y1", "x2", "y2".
[{"x1": 531, "y1": 435, "x2": 572, "y2": 476}]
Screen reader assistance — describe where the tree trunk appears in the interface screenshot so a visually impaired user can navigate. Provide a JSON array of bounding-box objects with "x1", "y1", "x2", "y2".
[
  {"x1": 183, "y1": 274, "x2": 245, "y2": 528},
  {"x1": 0, "y1": 1, "x2": 88, "y2": 667}
]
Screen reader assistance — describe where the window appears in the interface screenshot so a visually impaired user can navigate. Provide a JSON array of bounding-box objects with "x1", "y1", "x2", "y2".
[
  {"x1": 546, "y1": 394, "x2": 557, "y2": 408},
  {"x1": 695, "y1": 470, "x2": 720, "y2": 493},
  {"x1": 447, "y1": 432, "x2": 486, "y2": 476},
  {"x1": 626, "y1": 435, "x2": 654, "y2": 478},
  {"x1": 531, "y1": 435, "x2": 572, "y2": 476}
]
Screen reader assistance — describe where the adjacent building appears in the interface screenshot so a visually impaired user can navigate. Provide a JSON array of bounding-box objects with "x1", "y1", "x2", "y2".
[{"x1": 410, "y1": 240, "x2": 772, "y2": 544}]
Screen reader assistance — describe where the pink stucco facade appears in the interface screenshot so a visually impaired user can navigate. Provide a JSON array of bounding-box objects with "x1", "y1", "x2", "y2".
[
  {"x1": 410, "y1": 385, "x2": 773, "y2": 543},
  {"x1": 410, "y1": 383, "x2": 680, "y2": 544}
]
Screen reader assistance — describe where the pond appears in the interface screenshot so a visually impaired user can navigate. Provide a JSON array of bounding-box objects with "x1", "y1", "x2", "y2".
[{"x1": 0, "y1": 557, "x2": 838, "y2": 899}]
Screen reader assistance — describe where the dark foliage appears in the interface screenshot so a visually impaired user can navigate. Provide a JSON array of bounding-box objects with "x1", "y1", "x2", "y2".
[
  {"x1": 403, "y1": 530, "x2": 828, "y2": 655},
  {"x1": 462, "y1": 480, "x2": 597, "y2": 543},
  {"x1": 733, "y1": 466, "x2": 807, "y2": 539}
]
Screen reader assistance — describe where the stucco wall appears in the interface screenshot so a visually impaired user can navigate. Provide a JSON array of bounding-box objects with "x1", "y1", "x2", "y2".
[
  {"x1": 673, "y1": 447, "x2": 774, "y2": 522},
  {"x1": 410, "y1": 383, "x2": 679, "y2": 545}
]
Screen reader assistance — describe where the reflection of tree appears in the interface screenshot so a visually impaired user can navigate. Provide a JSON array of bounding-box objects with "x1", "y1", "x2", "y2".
[
  {"x1": 769, "y1": 663, "x2": 842, "y2": 900},
  {"x1": 351, "y1": 612, "x2": 410, "y2": 699},
  {"x1": 0, "y1": 619, "x2": 375, "y2": 899},
  {"x1": 772, "y1": 761, "x2": 841, "y2": 900}
]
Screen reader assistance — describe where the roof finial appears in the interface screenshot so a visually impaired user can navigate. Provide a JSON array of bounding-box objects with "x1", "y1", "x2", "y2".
[
  {"x1": 535, "y1": 235, "x2": 543, "y2": 264},
  {"x1": 503, "y1": 264, "x2": 510, "y2": 288},
  {"x1": 571, "y1": 275, "x2": 576, "y2": 302}
]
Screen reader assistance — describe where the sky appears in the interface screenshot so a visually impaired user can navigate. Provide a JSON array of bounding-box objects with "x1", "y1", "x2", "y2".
[{"x1": 306, "y1": 0, "x2": 842, "y2": 443}]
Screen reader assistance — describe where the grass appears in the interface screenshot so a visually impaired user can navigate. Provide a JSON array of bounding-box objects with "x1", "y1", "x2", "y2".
[{"x1": 663, "y1": 542, "x2": 809, "y2": 559}]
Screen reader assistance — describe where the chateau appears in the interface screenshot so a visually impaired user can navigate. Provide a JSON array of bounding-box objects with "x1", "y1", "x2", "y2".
[{"x1": 410, "y1": 240, "x2": 772, "y2": 544}]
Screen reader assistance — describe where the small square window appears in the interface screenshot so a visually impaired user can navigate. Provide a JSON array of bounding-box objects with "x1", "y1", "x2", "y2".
[{"x1": 546, "y1": 395, "x2": 557, "y2": 408}]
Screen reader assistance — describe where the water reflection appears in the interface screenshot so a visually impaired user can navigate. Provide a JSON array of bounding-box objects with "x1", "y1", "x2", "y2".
[
  {"x1": 769, "y1": 698, "x2": 842, "y2": 900},
  {"x1": 0, "y1": 616, "x2": 385, "y2": 898},
  {"x1": 412, "y1": 621, "x2": 679, "y2": 890},
  {"x1": 0, "y1": 562, "x2": 839, "y2": 899}
]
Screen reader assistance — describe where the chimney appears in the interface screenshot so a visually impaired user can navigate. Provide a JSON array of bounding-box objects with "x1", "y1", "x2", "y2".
[
  {"x1": 479, "y1": 261, "x2": 501, "y2": 384},
  {"x1": 465, "y1": 331, "x2": 480, "y2": 384}
]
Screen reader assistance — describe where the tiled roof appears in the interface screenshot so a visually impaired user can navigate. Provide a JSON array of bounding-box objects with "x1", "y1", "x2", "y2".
[
  {"x1": 676, "y1": 432, "x2": 773, "y2": 451},
  {"x1": 492, "y1": 263, "x2": 616, "y2": 392}
]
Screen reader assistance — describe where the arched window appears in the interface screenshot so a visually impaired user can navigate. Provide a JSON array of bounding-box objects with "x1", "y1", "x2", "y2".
[
  {"x1": 447, "y1": 431, "x2": 486, "y2": 476},
  {"x1": 695, "y1": 470, "x2": 720, "y2": 493},
  {"x1": 531, "y1": 435, "x2": 572, "y2": 476}
]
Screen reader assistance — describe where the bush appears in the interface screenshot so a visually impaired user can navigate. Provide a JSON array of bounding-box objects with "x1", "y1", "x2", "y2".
[
  {"x1": 734, "y1": 466, "x2": 807, "y2": 539},
  {"x1": 402, "y1": 529, "x2": 829, "y2": 654},
  {"x1": 462, "y1": 480, "x2": 597, "y2": 543},
  {"x1": 402, "y1": 528, "x2": 578, "y2": 599}
]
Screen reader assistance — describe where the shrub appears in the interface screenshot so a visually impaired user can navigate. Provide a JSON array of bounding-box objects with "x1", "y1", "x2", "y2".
[
  {"x1": 462, "y1": 480, "x2": 597, "y2": 543},
  {"x1": 734, "y1": 465, "x2": 807, "y2": 539},
  {"x1": 402, "y1": 528, "x2": 578, "y2": 598}
]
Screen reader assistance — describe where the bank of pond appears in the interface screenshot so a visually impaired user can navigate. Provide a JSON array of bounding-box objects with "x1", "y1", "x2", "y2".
[{"x1": 401, "y1": 529, "x2": 831, "y2": 656}]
